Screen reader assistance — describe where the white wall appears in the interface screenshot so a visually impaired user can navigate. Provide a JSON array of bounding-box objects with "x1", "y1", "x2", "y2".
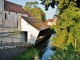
[
  {"x1": 47, "y1": 22, "x2": 53, "y2": 26},
  {"x1": 21, "y1": 18, "x2": 39, "y2": 44},
  {"x1": 23, "y1": 14, "x2": 28, "y2": 17}
]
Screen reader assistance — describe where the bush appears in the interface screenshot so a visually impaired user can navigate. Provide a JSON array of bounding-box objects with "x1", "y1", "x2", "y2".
[
  {"x1": 50, "y1": 49, "x2": 80, "y2": 60},
  {"x1": 13, "y1": 46, "x2": 39, "y2": 60}
]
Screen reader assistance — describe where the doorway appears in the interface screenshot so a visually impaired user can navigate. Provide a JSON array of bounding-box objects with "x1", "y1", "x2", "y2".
[{"x1": 22, "y1": 32, "x2": 27, "y2": 43}]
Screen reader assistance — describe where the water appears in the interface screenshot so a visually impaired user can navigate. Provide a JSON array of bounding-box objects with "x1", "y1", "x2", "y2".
[{"x1": 40, "y1": 34, "x2": 56, "y2": 60}]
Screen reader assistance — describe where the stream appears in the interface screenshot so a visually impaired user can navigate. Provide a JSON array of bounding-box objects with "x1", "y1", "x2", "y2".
[{"x1": 40, "y1": 34, "x2": 56, "y2": 60}]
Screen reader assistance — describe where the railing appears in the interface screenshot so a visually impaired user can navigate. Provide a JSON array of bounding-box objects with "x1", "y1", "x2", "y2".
[
  {"x1": 0, "y1": 36, "x2": 26, "y2": 47},
  {"x1": 0, "y1": 28, "x2": 27, "y2": 47},
  {"x1": 0, "y1": 28, "x2": 18, "y2": 36}
]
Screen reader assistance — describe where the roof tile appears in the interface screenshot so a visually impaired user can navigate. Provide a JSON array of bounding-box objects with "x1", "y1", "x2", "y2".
[
  {"x1": 4, "y1": 1, "x2": 26, "y2": 14},
  {"x1": 4, "y1": 1, "x2": 34, "y2": 17},
  {"x1": 25, "y1": 11, "x2": 34, "y2": 17},
  {"x1": 21, "y1": 16, "x2": 49, "y2": 31}
]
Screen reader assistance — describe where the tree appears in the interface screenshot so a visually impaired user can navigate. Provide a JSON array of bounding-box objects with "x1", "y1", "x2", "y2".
[
  {"x1": 40, "y1": 0, "x2": 80, "y2": 51},
  {"x1": 40, "y1": 0, "x2": 80, "y2": 10},
  {"x1": 24, "y1": 1, "x2": 46, "y2": 22}
]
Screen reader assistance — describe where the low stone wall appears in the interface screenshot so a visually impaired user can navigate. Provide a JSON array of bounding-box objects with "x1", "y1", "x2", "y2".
[{"x1": 0, "y1": 46, "x2": 28, "y2": 60}]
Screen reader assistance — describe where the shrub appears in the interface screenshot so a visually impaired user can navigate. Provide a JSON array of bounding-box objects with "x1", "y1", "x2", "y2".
[
  {"x1": 13, "y1": 46, "x2": 39, "y2": 60},
  {"x1": 50, "y1": 48, "x2": 80, "y2": 60}
]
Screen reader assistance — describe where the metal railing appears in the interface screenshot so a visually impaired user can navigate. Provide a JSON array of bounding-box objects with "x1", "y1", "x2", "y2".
[
  {"x1": 0, "y1": 28, "x2": 26, "y2": 47},
  {"x1": 0, "y1": 36, "x2": 27, "y2": 47},
  {"x1": 0, "y1": 28, "x2": 18, "y2": 35}
]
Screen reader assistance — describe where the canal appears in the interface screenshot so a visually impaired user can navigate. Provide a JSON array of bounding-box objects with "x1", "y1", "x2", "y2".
[
  {"x1": 40, "y1": 34, "x2": 56, "y2": 60},
  {"x1": 35, "y1": 34, "x2": 56, "y2": 60}
]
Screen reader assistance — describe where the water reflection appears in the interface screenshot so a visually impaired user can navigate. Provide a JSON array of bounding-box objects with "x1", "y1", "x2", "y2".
[{"x1": 40, "y1": 34, "x2": 56, "y2": 60}]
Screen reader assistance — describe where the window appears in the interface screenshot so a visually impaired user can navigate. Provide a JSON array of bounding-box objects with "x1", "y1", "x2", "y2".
[
  {"x1": 16, "y1": 13, "x2": 17, "y2": 15},
  {"x1": 5, "y1": 13, "x2": 7, "y2": 20},
  {"x1": 9, "y1": 11, "x2": 10, "y2": 15},
  {"x1": 15, "y1": 15, "x2": 17, "y2": 22}
]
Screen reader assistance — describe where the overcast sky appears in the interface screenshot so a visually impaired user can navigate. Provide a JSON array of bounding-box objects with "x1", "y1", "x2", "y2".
[{"x1": 7, "y1": 0, "x2": 57, "y2": 19}]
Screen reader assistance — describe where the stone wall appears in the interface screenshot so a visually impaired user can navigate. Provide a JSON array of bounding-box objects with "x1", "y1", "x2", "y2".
[
  {"x1": 0, "y1": 46, "x2": 28, "y2": 60},
  {"x1": 2, "y1": 11, "x2": 28, "y2": 28},
  {"x1": 0, "y1": 0, "x2": 4, "y2": 25},
  {"x1": 0, "y1": 32, "x2": 25, "y2": 46}
]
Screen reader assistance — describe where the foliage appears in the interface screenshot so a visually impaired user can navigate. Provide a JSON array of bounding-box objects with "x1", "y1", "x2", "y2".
[
  {"x1": 50, "y1": 48, "x2": 80, "y2": 60},
  {"x1": 54, "y1": 1, "x2": 80, "y2": 51},
  {"x1": 51, "y1": 36, "x2": 56, "y2": 43},
  {"x1": 50, "y1": 28, "x2": 56, "y2": 33},
  {"x1": 40, "y1": 0, "x2": 80, "y2": 51},
  {"x1": 12, "y1": 46, "x2": 39, "y2": 60},
  {"x1": 40, "y1": 0, "x2": 57, "y2": 10},
  {"x1": 40, "y1": 0, "x2": 80, "y2": 10},
  {"x1": 24, "y1": 1, "x2": 46, "y2": 22},
  {"x1": 10, "y1": 30, "x2": 19, "y2": 34}
]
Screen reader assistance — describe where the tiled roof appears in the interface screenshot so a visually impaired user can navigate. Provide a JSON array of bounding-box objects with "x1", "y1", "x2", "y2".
[
  {"x1": 25, "y1": 11, "x2": 34, "y2": 17},
  {"x1": 47, "y1": 19, "x2": 55, "y2": 22},
  {"x1": 4, "y1": 1, "x2": 26, "y2": 14},
  {"x1": 21, "y1": 16, "x2": 49, "y2": 31}
]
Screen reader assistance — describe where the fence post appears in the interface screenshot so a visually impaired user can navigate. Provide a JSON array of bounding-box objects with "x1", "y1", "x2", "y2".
[
  {"x1": 12, "y1": 37, "x2": 13, "y2": 46},
  {"x1": 0, "y1": 37, "x2": 2, "y2": 47},
  {"x1": 20, "y1": 38, "x2": 22, "y2": 45},
  {"x1": 9, "y1": 27, "x2": 10, "y2": 35},
  {"x1": 25, "y1": 38, "x2": 26, "y2": 45},
  {"x1": 75, "y1": 39, "x2": 76, "y2": 49}
]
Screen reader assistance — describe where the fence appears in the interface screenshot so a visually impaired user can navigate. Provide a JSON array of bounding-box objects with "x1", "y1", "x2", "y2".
[
  {"x1": 0, "y1": 36, "x2": 27, "y2": 47},
  {"x1": 0, "y1": 28, "x2": 27, "y2": 47},
  {"x1": 0, "y1": 28, "x2": 18, "y2": 36}
]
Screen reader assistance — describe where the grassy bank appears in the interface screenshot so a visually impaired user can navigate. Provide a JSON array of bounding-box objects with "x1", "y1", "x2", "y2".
[
  {"x1": 12, "y1": 46, "x2": 39, "y2": 60},
  {"x1": 12, "y1": 45, "x2": 80, "y2": 60},
  {"x1": 50, "y1": 48, "x2": 80, "y2": 60}
]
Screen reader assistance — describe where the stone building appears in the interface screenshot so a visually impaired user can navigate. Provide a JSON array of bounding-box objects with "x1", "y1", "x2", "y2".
[
  {"x1": 0, "y1": 0, "x2": 51, "y2": 45},
  {"x1": 0, "y1": 0, "x2": 28, "y2": 27}
]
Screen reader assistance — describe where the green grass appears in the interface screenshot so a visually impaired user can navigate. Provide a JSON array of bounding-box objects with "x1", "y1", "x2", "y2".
[
  {"x1": 50, "y1": 48, "x2": 80, "y2": 60},
  {"x1": 12, "y1": 46, "x2": 39, "y2": 60},
  {"x1": 12, "y1": 44, "x2": 80, "y2": 60}
]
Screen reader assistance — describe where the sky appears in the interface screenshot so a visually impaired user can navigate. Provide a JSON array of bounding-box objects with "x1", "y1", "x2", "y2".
[{"x1": 7, "y1": 0, "x2": 57, "y2": 19}]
